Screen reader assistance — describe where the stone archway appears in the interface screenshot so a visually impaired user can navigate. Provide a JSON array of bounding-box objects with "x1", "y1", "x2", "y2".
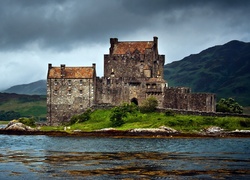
[{"x1": 131, "y1": 98, "x2": 138, "y2": 105}]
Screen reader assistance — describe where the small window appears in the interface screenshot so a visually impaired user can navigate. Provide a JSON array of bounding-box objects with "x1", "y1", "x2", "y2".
[
  {"x1": 68, "y1": 80, "x2": 72, "y2": 86},
  {"x1": 80, "y1": 80, "x2": 83, "y2": 85},
  {"x1": 68, "y1": 105, "x2": 71, "y2": 109},
  {"x1": 80, "y1": 105, "x2": 83, "y2": 109},
  {"x1": 68, "y1": 90, "x2": 72, "y2": 95},
  {"x1": 54, "y1": 80, "x2": 58, "y2": 86},
  {"x1": 55, "y1": 105, "x2": 58, "y2": 109},
  {"x1": 80, "y1": 90, "x2": 83, "y2": 95},
  {"x1": 54, "y1": 90, "x2": 58, "y2": 95}
]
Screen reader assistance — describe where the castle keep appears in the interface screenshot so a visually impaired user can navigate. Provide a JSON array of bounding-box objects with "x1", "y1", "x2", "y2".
[{"x1": 47, "y1": 37, "x2": 216, "y2": 125}]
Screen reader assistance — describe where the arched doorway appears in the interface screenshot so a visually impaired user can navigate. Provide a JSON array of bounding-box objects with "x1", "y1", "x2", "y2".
[{"x1": 131, "y1": 98, "x2": 138, "y2": 105}]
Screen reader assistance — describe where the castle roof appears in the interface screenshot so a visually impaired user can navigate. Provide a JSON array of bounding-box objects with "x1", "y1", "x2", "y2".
[
  {"x1": 112, "y1": 41, "x2": 154, "y2": 54},
  {"x1": 48, "y1": 66, "x2": 95, "y2": 79}
]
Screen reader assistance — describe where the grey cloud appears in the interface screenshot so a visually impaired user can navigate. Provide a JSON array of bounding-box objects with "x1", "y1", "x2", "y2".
[
  {"x1": 1, "y1": 0, "x2": 250, "y2": 52},
  {"x1": 0, "y1": 0, "x2": 150, "y2": 51},
  {"x1": 0, "y1": 0, "x2": 249, "y2": 58}
]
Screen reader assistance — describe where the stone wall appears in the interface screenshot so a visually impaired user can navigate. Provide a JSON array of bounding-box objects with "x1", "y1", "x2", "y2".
[
  {"x1": 47, "y1": 78, "x2": 95, "y2": 125},
  {"x1": 163, "y1": 87, "x2": 215, "y2": 112}
]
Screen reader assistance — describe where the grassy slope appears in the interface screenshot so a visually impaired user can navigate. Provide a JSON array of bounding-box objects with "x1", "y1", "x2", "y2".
[
  {"x1": 41, "y1": 109, "x2": 250, "y2": 132},
  {"x1": 164, "y1": 40, "x2": 250, "y2": 106},
  {"x1": 0, "y1": 93, "x2": 46, "y2": 120}
]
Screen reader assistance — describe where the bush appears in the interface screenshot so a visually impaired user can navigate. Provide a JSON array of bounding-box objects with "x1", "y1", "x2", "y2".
[
  {"x1": 165, "y1": 109, "x2": 175, "y2": 116},
  {"x1": 239, "y1": 119, "x2": 250, "y2": 128},
  {"x1": 18, "y1": 117, "x2": 36, "y2": 127},
  {"x1": 110, "y1": 107, "x2": 126, "y2": 127},
  {"x1": 140, "y1": 96, "x2": 158, "y2": 113},
  {"x1": 69, "y1": 109, "x2": 92, "y2": 125},
  {"x1": 110, "y1": 103, "x2": 138, "y2": 127},
  {"x1": 216, "y1": 98, "x2": 243, "y2": 114},
  {"x1": 78, "y1": 109, "x2": 92, "y2": 123}
]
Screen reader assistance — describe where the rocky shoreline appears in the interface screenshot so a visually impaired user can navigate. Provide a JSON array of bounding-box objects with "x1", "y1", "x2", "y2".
[{"x1": 0, "y1": 121, "x2": 250, "y2": 138}]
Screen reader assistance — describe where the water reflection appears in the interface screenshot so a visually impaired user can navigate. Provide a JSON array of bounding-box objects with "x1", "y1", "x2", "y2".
[{"x1": 0, "y1": 135, "x2": 249, "y2": 179}]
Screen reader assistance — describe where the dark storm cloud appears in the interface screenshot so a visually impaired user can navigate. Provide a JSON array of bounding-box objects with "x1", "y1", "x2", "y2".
[
  {"x1": 0, "y1": 0, "x2": 149, "y2": 51},
  {"x1": 0, "y1": 0, "x2": 250, "y2": 52}
]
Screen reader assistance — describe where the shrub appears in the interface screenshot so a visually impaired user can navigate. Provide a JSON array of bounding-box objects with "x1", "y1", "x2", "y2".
[
  {"x1": 216, "y1": 98, "x2": 243, "y2": 114},
  {"x1": 239, "y1": 119, "x2": 250, "y2": 128},
  {"x1": 140, "y1": 96, "x2": 158, "y2": 113},
  {"x1": 109, "y1": 103, "x2": 138, "y2": 127},
  {"x1": 165, "y1": 109, "x2": 175, "y2": 116},
  {"x1": 110, "y1": 107, "x2": 126, "y2": 127},
  {"x1": 69, "y1": 109, "x2": 92, "y2": 125},
  {"x1": 78, "y1": 109, "x2": 92, "y2": 123},
  {"x1": 18, "y1": 117, "x2": 36, "y2": 127}
]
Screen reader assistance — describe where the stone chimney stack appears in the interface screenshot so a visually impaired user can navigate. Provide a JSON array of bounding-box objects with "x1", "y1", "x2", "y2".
[
  {"x1": 61, "y1": 64, "x2": 65, "y2": 78},
  {"x1": 109, "y1": 38, "x2": 118, "y2": 54},
  {"x1": 48, "y1": 63, "x2": 52, "y2": 69},
  {"x1": 153, "y1": 36, "x2": 158, "y2": 48}
]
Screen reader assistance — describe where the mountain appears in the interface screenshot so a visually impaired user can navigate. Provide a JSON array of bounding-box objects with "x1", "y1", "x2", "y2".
[
  {"x1": 164, "y1": 40, "x2": 250, "y2": 106},
  {"x1": 3, "y1": 80, "x2": 47, "y2": 95}
]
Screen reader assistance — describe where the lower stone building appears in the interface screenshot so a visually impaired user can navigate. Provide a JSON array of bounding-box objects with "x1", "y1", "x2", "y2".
[
  {"x1": 47, "y1": 64, "x2": 96, "y2": 125},
  {"x1": 47, "y1": 37, "x2": 216, "y2": 125}
]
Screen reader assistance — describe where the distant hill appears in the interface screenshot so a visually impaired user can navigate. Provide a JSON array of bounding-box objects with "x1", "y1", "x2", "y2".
[
  {"x1": 0, "y1": 93, "x2": 46, "y2": 120},
  {"x1": 164, "y1": 40, "x2": 250, "y2": 106},
  {"x1": 3, "y1": 80, "x2": 46, "y2": 95}
]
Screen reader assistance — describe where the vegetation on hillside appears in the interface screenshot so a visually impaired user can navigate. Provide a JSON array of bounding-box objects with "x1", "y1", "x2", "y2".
[
  {"x1": 0, "y1": 93, "x2": 46, "y2": 121},
  {"x1": 164, "y1": 40, "x2": 250, "y2": 106},
  {"x1": 0, "y1": 110, "x2": 21, "y2": 120},
  {"x1": 216, "y1": 98, "x2": 243, "y2": 114},
  {"x1": 3, "y1": 80, "x2": 46, "y2": 95}
]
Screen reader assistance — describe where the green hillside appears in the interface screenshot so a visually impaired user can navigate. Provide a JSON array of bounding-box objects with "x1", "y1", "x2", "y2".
[
  {"x1": 3, "y1": 80, "x2": 46, "y2": 95},
  {"x1": 0, "y1": 93, "x2": 46, "y2": 121},
  {"x1": 164, "y1": 40, "x2": 250, "y2": 106}
]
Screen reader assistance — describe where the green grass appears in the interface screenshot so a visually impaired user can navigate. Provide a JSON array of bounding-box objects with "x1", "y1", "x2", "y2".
[
  {"x1": 0, "y1": 121, "x2": 8, "y2": 125},
  {"x1": 0, "y1": 99, "x2": 46, "y2": 120},
  {"x1": 40, "y1": 109, "x2": 250, "y2": 133}
]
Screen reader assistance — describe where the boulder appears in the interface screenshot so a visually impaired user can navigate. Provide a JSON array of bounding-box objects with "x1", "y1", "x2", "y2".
[
  {"x1": 130, "y1": 126, "x2": 178, "y2": 133},
  {"x1": 4, "y1": 120, "x2": 34, "y2": 131},
  {"x1": 203, "y1": 126, "x2": 224, "y2": 133}
]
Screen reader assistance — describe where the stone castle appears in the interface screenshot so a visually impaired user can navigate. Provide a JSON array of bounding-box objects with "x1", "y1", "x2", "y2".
[{"x1": 47, "y1": 37, "x2": 215, "y2": 125}]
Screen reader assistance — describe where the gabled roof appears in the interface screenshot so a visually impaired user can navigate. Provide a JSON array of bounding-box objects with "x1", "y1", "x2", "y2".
[
  {"x1": 48, "y1": 67, "x2": 94, "y2": 79},
  {"x1": 112, "y1": 41, "x2": 154, "y2": 54}
]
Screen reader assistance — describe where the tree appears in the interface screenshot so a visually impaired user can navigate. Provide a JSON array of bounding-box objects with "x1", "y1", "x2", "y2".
[
  {"x1": 69, "y1": 109, "x2": 92, "y2": 125},
  {"x1": 110, "y1": 107, "x2": 126, "y2": 127},
  {"x1": 140, "y1": 96, "x2": 158, "y2": 113},
  {"x1": 216, "y1": 98, "x2": 243, "y2": 114},
  {"x1": 110, "y1": 103, "x2": 138, "y2": 127}
]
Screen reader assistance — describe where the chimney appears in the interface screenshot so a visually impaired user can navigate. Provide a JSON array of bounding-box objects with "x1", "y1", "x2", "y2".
[
  {"x1": 48, "y1": 63, "x2": 52, "y2": 69},
  {"x1": 92, "y1": 63, "x2": 96, "y2": 69},
  {"x1": 110, "y1": 38, "x2": 118, "y2": 54},
  {"x1": 153, "y1": 36, "x2": 158, "y2": 47},
  {"x1": 61, "y1": 64, "x2": 65, "y2": 78}
]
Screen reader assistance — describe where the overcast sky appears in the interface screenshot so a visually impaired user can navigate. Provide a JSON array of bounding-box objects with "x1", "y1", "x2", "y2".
[{"x1": 0, "y1": 0, "x2": 250, "y2": 90}]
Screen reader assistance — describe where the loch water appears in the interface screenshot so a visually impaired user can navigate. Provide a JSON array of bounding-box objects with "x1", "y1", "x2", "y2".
[{"x1": 0, "y1": 135, "x2": 249, "y2": 179}]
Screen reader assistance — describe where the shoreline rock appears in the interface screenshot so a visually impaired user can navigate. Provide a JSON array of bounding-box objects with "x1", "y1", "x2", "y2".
[
  {"x1": 0, "y1": 124, "x2": 249, "y2": 137},
  {"x1": 2, "y1": 120, "x2": 35, "y2": 131}
]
